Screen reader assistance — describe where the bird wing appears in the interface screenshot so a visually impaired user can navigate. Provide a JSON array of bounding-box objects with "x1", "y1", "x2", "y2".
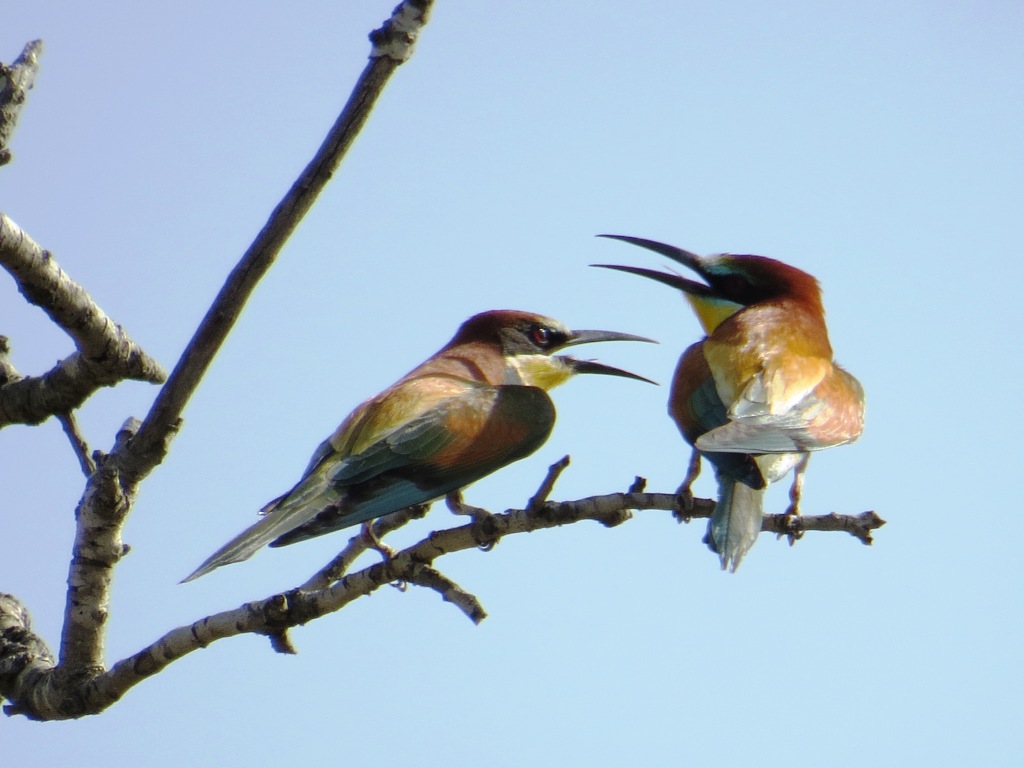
[
  {"x1": 182, "y1": 381, "x2": 553, "y2": 580},
  {"x1": 698, "y1": 300, "x2": 847, "y2": 454},
  {"x1": 670, "y1": 343, "x2": 765, "y2": 489},
  {"x1": 696, "y1": 372, "x2": 825, "y2": 453},
  {"x1": 271, "y1": 382, "x2": 555, "y2": 546},
  {"x1": 726, "y1": 356, "x2": 830, "y2": 421},
  {"x1": 695, "y1": 361, "x2": 863, "y2": 454},
  {"x1": 696, "y1": 418, "x2": 809, "y2": 453}
]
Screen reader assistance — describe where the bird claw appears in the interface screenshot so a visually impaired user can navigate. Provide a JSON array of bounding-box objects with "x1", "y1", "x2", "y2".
[
  {"x1": 777, "y1": 508, "x2": 805, "y2": 546},
  {"x1": 360, "y1": 522, "x2": 407, "y2": 590},
  {"x1": 362, "y1": 521, "x2": 396, "y2": 560},
  {"x1": 779, "y1": 454, "x2": 810, "y2": 545},
  {"x1": 673, "y1": 489, "x2": 694, "y2": 523},
  {"x1": 446, "y1": 491, "x2": 499, "y2": 551},
  {"x1": 673, "y1": 450, "x2": 702, "y2": 523}
]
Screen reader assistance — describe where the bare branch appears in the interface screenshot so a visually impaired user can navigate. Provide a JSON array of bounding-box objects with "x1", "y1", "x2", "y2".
[
  {"x1": 0, "y1": 466, "x2": 884, "y2": 719},
  {"x1": 114, "y1": 0, "x2": 435, "y2": 491},
  {"x1": 767, "y1": 509, "x2": 886, "y2": 546},
  {"x1": 57, "y1": 411, "x2": 96, "y2": 477},
  {"x1": 59, "y1": 420, "x2": 138, "y2": 672},
  {"x1": 0, "y1": 593, "x2": 55, "y2": 719},
  {"x1": 0, "y1": 40, "x2": 42, "y2": 166},
  {"x1": 527, "y1": 455, "x2": 571, "y2": 510},
  {"x1": 0, "y1": 214, "x2": 168, "y2": 427},
  {"x1": 0, "y1": 336, "x2": 21, "y2": 385},
  {"x1": 0, "y1": 0, "x2": 440, "y2": 719},
  {"x1": 404, "y1": 564, "x2": 487, "y2": 625}
]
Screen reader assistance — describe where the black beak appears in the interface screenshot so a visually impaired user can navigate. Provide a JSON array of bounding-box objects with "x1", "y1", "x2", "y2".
[
  {"x1": 593, "y1": 234, "x2": 714, "y2": 297},
  {"x1": 562, "y1": 357, "x2": 657, "y2": 385},
  {"x1": 596, "y1": 234, "x2": 705, "y2": 273},
  {"x1": 557, "y1": 328, "x2": 657, "y2": 384},
  {"x1": 591, "y1": 263, "x2": 714, "y2": 297},
  {"x1": 561, "y1": 328, "x2": 657, "y2": 348}
]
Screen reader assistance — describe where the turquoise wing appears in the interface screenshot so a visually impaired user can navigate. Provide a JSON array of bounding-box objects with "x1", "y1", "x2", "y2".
[
  {"x1": 271, "y1": 384, "x2": 555, "y2": 546},
  {"x1": 182, "y1": 384, "x2": 554, "y2": 581}
]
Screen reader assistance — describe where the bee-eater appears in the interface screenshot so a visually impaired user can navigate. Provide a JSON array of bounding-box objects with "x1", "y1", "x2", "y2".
[
  {"x1": 595, "y1": 235, "x2": 864, "y2": 572},
  {"x1": 183, "y1": 309, "x2": 654, "y2": 582}
]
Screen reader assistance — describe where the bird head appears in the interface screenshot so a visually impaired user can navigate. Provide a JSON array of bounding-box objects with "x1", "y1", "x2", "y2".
[
  {"x1": 450, "y1": 310, "x2": 656, "y2": 389},
  {"x1": 593, "y1": 235, "x2": 824, "y2": 334}
]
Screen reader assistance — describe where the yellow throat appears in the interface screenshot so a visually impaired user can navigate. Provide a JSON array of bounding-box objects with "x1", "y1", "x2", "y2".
[{"x1": 506, "y1": 354, "x2": 575, "y2": 390}]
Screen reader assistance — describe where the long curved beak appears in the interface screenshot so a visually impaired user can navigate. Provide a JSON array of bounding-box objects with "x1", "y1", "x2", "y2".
[
  {"x1": 561, "y1": 328, "x2": 657, "y2": 348},
  {"x1": 557, "y1": 329, "x2": 657, "y2": 384},
  {"x1": 562, "y1": 357, "x2": 657, "y2": 385},
  {"x1": 596, "y1": 234, "x2": 705, "y2": 273},
  {"x1": 591, "y1": 263, "x2": 714, "y2": 297},
  {"x1": 594, "y1": 234, "x2": 715, "y2": 297}
]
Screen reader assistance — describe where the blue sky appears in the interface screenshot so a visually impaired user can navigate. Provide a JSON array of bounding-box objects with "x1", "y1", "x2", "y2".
[{"x1": 2, "y1": 2, "x2": 1022, "y2": 765}]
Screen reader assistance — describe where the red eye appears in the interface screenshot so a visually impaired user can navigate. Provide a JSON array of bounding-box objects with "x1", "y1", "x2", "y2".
[{"x1": 531, "y1": 326, "x2": 551, "y2": 346}]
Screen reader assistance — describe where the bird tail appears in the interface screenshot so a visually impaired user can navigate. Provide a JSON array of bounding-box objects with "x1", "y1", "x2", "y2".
[
  {"x1": 706, "y1": 477, "x2": 764, "y2": 572},
  {"x1": 180, "y1": 474, "x2": 342, "y2": 583}
]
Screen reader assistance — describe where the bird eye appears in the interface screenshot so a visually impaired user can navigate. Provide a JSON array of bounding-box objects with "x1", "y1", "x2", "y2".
[{"x1": 531, "y1": 325, "x2": 552, "y2": 347}]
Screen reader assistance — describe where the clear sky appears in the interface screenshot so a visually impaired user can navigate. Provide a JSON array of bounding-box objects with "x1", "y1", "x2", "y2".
[{"x1": 2, "y1": 1, "x2": 1022, "y2": 765}]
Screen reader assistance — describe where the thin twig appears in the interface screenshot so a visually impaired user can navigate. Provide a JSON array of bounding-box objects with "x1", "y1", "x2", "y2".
[
  {"x1": 527, "y1": 455, "x2": 571, "y2": 510},
  {"x1": 57, "y1": 412, "x2": 95, "y2": 477},
  {"x1": 769, "y1": 509, "x2": 886, "y2": 546},
  {"x1": 404, "y1": 563, "x2": 487, "y2": 625}
]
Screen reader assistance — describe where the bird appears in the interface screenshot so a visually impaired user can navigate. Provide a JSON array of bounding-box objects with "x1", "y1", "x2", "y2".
[
  {"x1": 594, "y1": 235, "x2": 864, "y2": 571},
  {"x1": 183, "y1": 309, "x2": 655, "y2": 582}
]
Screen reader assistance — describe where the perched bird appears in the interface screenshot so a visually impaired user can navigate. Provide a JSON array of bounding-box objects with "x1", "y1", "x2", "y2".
[
  {"x1": 595, "y1": 235, "x2": 864, "y2": 571},
  {"x1": 183, "y1": 309, "x2": 654, "y2": 582}
]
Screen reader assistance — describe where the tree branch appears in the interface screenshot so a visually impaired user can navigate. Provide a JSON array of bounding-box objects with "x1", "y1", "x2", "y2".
[
  {"x1": 0, "y1": 458, "x2": 884, "y2": 719},
  {"x1": 404, "y1": 563, "x2": 488, "y2": 625},
  {"x1": 58, "y1": 420, "x2": 138, "y2": 672},
  {"x1": 115, "y1": 0, "x2": 435, "y2": 491},
  {"x1": 0, "y1": 336, "x2": 20, "y2": 385},
  {"x1": 0, "y1": 40, "x2": 42, "y2": 166},
  {"x1": 527, "y1": 455, "x2": 571, "y2": 509},
  {"x1": 0, "y1": 593, "x2": 55, "y2": 719},
  {"x1": 0, "y1": 0, "x2": 438, "y2": 720},
  {"x1": 0, "y1": 214, "x2": 168, "y2": 427},
  {"x1": 57, "y1": 411, "x2": 97, "y2": 477}
]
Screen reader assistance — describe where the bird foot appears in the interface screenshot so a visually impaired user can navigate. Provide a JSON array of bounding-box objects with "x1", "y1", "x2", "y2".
[
  {"x1": 445, "y1": 491, "x2": 498, "y2": 551},
  {"x1": 778, "y1": 503, "x2": 805, "y2": 546},
  {"x1": 674, "y1": 485, "x2": 695, "y2": 522},
  {"x1": 672, "y1": 450, "x2": 702, "y2": 523},
  {"x1": 360, "y1": 522, "x2": 407, "y2": 591},
  {"x1": 779, "y1": 454, "x2": 810, "y2": 545}
]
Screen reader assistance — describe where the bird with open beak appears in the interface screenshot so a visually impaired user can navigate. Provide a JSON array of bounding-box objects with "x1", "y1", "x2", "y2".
[
  {"x1": 595, "y1": 235, "x2": 864, "y2": 571},
  {"x1": 184, "y1": 309, "x2": 654, "y2": 581}
]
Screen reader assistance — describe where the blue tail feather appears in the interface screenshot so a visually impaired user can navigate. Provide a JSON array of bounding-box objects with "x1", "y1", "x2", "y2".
[{"x1": 706, "y1": 478, "x2": 764, "y2": 572}]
